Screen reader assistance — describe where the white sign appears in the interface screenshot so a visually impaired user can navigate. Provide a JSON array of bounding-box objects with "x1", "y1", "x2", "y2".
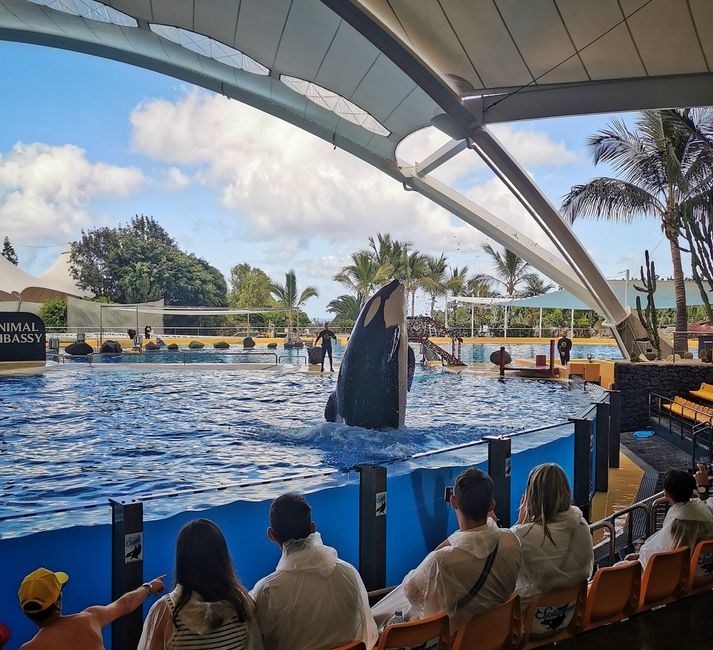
[{"x1": 125, "y1": 532, "x2": 143, "y2": 564}]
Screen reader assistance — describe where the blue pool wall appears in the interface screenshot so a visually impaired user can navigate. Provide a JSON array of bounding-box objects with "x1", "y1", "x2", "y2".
[{"x1": 0, "y1": 425, "x2": 576, "y2": 649}]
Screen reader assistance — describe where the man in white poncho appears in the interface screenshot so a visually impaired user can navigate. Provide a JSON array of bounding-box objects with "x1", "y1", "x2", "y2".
[
  {"x1": 372, "y1": 468, "x2": 521, "y2": 634},
  {"x1": 628, "y1": 470, "x2": 713, "y2": 567},
  {"x1": 251, "y1": 493, "x2": 377, "y2": 650}
]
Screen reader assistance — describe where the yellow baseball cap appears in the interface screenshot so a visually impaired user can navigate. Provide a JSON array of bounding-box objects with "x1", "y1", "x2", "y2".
[{"x1": 18, "y1": 568, "x2": 69, "y2": 612}]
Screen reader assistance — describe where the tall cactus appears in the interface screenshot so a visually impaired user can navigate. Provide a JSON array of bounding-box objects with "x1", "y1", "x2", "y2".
[{"x1": 634, "y1": 250, "x2": 661, "y2": 359}]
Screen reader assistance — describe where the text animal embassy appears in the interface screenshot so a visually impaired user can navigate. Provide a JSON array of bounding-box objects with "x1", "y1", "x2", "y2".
[{"x1": 0, "y1": 321, "x2": 43, "y2": 344}]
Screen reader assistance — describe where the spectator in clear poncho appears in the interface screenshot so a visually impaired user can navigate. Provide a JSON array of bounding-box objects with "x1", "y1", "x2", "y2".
[
  {"x1": 630, "y1": 470, "x2": 713, "y2": 567},
  {"x1": 372, "y1": 468, "x2": 521, "y2": 633},
  {"x1": 511, "y1": 464, "x2": 593, "y2": 610},
  {"x1": 137, "y1": 519, "x2": 263, "y2": 650},
  {"x1": 251, "y1": 493, "x2": 377, "y2": 650}
]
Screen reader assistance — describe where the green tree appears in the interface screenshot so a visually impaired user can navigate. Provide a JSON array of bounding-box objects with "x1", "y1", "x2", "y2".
[
  {"x1": 444, "y1": 266, "x2": 469, "y2": 327},
  {"x1": 421, "y1": 254, "x2": 449, "y2": 317},
  {"x1": 39, "y1": 298, "x2": 67, "y2": 328},
  {"x1": 397, "y1": 247, "x2": 428, "y2": 317},
  {"x1": 70, "y1": 216, "x2": 227, "y2": 307},
  {"x1": 1, "y1": 236, "x2": 18, "y2": 265},
  {"x1": 561, "y1": 110, "x2": 713, "y2": 353},
  {"x1": 326, "y1": 294, "x2": 361, "y2": 323},
  {"x1": 334, "y1": 251, "x2": 389, "y2": 304},
  {"x1": 520, "y1": 273, "x2": 555, "y2": 297},
  {"x1": 229, "y1": 263, "x2": 274, "y2": 308},
  {"x1": 482, "y1": 244, "x2": 531, "y2": 296},
  {"x1": 268, "y1": 270, "x2": 318, "y2": 334}
]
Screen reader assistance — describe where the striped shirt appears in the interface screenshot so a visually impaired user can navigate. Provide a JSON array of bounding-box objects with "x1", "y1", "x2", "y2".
[{"x1": 165, "y1": 593, "x2": 249, "y2": 650}]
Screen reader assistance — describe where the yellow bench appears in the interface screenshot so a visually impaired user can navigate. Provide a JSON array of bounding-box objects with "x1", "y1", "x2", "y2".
[
  {"x1": 690, "y1": 383, "x2": 713, "y2": 403},
  {"x1": 661, "y1": 396, "x2": 713, "y2": 424}
]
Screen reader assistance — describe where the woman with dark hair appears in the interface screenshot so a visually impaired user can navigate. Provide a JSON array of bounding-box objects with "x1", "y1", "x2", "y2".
[
  {"x1": 138, "y1": 519, "x2": 263, "y2": 650},
  {"x1": 632, "y1": 469, "x2": 713, "y2": 567}
]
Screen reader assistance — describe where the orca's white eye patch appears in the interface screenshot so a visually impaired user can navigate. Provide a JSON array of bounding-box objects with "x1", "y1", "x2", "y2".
[
  {"x1": 383, "y1": 285, "x2": 405, "y2": 328},
  {"x1": 363, "y1": 296, "x2": 382, "y2": 327}
]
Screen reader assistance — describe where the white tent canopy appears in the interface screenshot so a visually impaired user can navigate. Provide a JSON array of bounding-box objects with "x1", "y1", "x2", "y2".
[{"x1": 0, "y1": 247, "x2": 89, "y2": 302}]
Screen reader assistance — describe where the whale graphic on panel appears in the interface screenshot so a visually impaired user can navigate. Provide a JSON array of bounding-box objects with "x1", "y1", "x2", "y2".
[{"x1": 325, "y1": 279, "x2": 414, "y2": 429}]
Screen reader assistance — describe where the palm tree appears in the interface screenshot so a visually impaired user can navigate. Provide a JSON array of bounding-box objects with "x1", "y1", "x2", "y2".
[
  {"x1": 334, "y1": 250, "x2": 388, "y2": 304},
  {"x1": 561, "y1": 110, "x2": 713, "y2": 353},
  {"x1": 482, "y1": 244, "x2": 531, "y2": 296},
  {"x1": 520, "y1": 273, "x2": 555, "y2": 297},
  {"x1": 368, "y1": 232, "x2": 409, "y2": 271},
  {"x1": 444, "y1": 266, "x2": 469, "y2": 327},
  {"x1": 268, "y1": 269, "x2": 318, "y2": 335},
  {"x1": 326, "y1": 294, "x2": 361, "y2": 322},
  {"x1": 421, "y1": 254, "x2": 449, "y2": 317},
  {"x1": 397, "y1": 246, "x2": 428, "y2": 317}
]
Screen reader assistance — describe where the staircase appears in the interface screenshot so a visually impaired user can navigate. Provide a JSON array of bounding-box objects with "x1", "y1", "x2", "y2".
[{"x1": 407, "y1": 316, "x2": 466, "y2": 367}]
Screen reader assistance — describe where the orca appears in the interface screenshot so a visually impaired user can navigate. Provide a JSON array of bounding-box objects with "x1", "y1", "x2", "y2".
[{"x1": 325, "y1": 279, "x2": 415, "y2": 429}]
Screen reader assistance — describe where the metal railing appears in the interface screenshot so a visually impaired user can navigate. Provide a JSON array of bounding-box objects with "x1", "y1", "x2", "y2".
[
  {"x1": 589, "y1": 491, "x2": 667, "y2": 564},
  {"x1": 649, "y1": 392, "x2": 713, "y2": 467}
]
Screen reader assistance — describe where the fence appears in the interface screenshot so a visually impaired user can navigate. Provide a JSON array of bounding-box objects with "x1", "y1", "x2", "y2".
[{"x1": 0, "y1": 390, "x2": 619, "y2": 650}]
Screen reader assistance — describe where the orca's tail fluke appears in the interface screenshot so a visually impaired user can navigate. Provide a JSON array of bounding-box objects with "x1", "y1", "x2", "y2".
[{"x1": 325, "y1": 391, "x2": 338, "y2": 422}]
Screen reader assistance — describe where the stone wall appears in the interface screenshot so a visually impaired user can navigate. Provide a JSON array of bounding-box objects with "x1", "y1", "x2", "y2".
[{"x1": 613, "y1": 361, "x2": 713, "y2": 430}]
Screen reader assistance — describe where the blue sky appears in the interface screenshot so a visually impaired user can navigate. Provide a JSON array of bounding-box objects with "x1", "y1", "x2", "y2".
[{"x1": 0, "y1": 41, "x2": 672, "y2": 318}]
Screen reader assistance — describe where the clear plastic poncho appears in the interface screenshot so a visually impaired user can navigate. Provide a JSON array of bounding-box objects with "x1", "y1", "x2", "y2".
[
  {"x1": 250, "y1": 533, "x2": 377, "y2": 650},
  {"x1": 639, "y1": 499, "x2": 713, "y2": 568},
  {"x1": 511, "y1": 506, "x2": 594, "y2": 608},
  {"x1": 372, "y1": 520, "x2": 522, "y2": 633},
  {"x1": 137, "y1": 585, "x2": 264, "y2": 650}
]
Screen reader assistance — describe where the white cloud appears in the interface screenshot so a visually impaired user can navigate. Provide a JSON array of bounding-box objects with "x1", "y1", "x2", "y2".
[
  {"x1": 130, "y1": 92, "x2": 489, "y2": 255},
  {"x1": 161, "y1": 166, "x2": 193, "y2": 190},
  {"x1": 0, "y1": 142, "x2": 144, "y2": 241}
]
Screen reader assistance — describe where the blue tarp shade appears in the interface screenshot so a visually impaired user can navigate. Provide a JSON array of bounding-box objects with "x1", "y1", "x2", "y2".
[{"x1": 470, "y1": 280, "x2": 709, "y2": 310}]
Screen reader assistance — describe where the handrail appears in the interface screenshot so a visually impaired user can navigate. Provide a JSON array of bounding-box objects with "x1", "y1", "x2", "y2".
[
  {"x1": 589, "y1": 520, "x2": 616, "y2": 564},
  {"x1": 278, "y1": 354, "x2": 307, "y2": 365},
  {"x1": 176, "y1": 350, "x2": 278, "y2": 367},
  {"x1": 588, "y1": 490, "x2": 665, "y2": 562}
]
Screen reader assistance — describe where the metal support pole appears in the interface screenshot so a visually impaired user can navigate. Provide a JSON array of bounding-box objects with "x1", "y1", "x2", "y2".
[
  {"x1": 355, "y1": 464, "x2": 386, "y2": 591},
  {"x1": 471, "y1": 304, "x2": 474, "y2": 338},
  {"x1": 608, "y1": 390, "x2": 622, "y2": 468},
  {"x1": 571, "y1": 417, "x2": 592, "y2": 521},
  {"x1": 486, "y1": 436, "x2": 512, "y2": 527},
  {"x1": 444, "y1": 297, "x2": 449, "y2": 328},
  {"x1": 570, "y1": 308, "x2": 575, "y2": 338},
  {"x1": 538, "y1": 307, "x2": 542, "y2": 338},
  {"x1": 594, "y1": 399, "x2": 610, "y2": 493},
  {"x1": 99, "y1": 305, "x2": 103, "y2": 348},
  {"x1": 504, "y1": 306, "x2": 508, "y2": 338},
  {"x1": 110, "y1": 498, "x2": 144, "y2": 650}
]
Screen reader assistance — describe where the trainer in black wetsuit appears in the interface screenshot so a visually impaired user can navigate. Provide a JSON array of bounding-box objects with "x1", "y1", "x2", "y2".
[
  {"x1": 315, "y1": 325, "x2": 337, "y2": 372},
  {"x1": 557, "y1": 333, "x2": 572, "y2": 365}
]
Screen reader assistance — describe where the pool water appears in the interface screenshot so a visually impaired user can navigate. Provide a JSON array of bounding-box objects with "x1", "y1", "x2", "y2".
[
  {"x1": 64, "y1": 340, "x2": 621, "y2": 364},
  {"x1": 0, "y1": 355, "x2": 601, "y2": 535}
]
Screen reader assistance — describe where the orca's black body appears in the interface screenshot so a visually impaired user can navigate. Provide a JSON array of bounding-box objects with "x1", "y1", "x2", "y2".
[{"x1": 325, "y1": 279, "x2": 414, "y2": 429}]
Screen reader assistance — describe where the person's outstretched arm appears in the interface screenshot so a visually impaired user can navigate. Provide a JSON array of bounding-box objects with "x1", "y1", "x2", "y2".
[{"x1": 85, "y1": 576, "x2": 166, "y2": 628}]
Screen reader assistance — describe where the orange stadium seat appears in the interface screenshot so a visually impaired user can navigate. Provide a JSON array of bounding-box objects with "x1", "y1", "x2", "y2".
[
  {"x1": 688, "y1": 539, "x2": 713, "y2": 596},
  {"x1": 521, "y1": 582, "x2": 586, "y2": 649},
  {"x1": 376, "y1": 612, "x2": 450, "y2": 650},
  {"x1": 451, "y1": 593, "x2": 522, "y2": 650},
  {"x1": 582, "y1": 563, "x2": 641, "y2": 631},
  {"x1": 639, "y1": 547, "x2": 689, "y2": 611},
  {"x1": 331, "y1": 642, "x2": 366, "y2": 650}
]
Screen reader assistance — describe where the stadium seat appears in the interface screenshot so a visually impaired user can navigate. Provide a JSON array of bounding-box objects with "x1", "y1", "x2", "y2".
[
  {"x1": 451, "y1": 593, "x2": 521, "y2": 650},
  {"x1": 376, "y1": 612, "x2": 450, "y2": 650},
  {"x1": 521, "y1": 582, "x2": 586, "y2": 649},
  {"x1": 331, "y1": 642, "x2": 366, "y2": 650},
  {"x1": 638, "y1": 547, "x2": 689, "y2": 611},
  {"x1": 690, "y1": 383, "x2": 713, "y2": 403},
  {"x1": 688, "y1": 539, "x2": 713, "y2": 595},
  {"x1": 582, "y1": 563, "x2": 641, "y2": 631}
]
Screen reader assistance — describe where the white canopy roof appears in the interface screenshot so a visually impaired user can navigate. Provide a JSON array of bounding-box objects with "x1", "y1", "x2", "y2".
[{"x1": 0, "y1": 247, "x2": 89, "y2": 302}]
